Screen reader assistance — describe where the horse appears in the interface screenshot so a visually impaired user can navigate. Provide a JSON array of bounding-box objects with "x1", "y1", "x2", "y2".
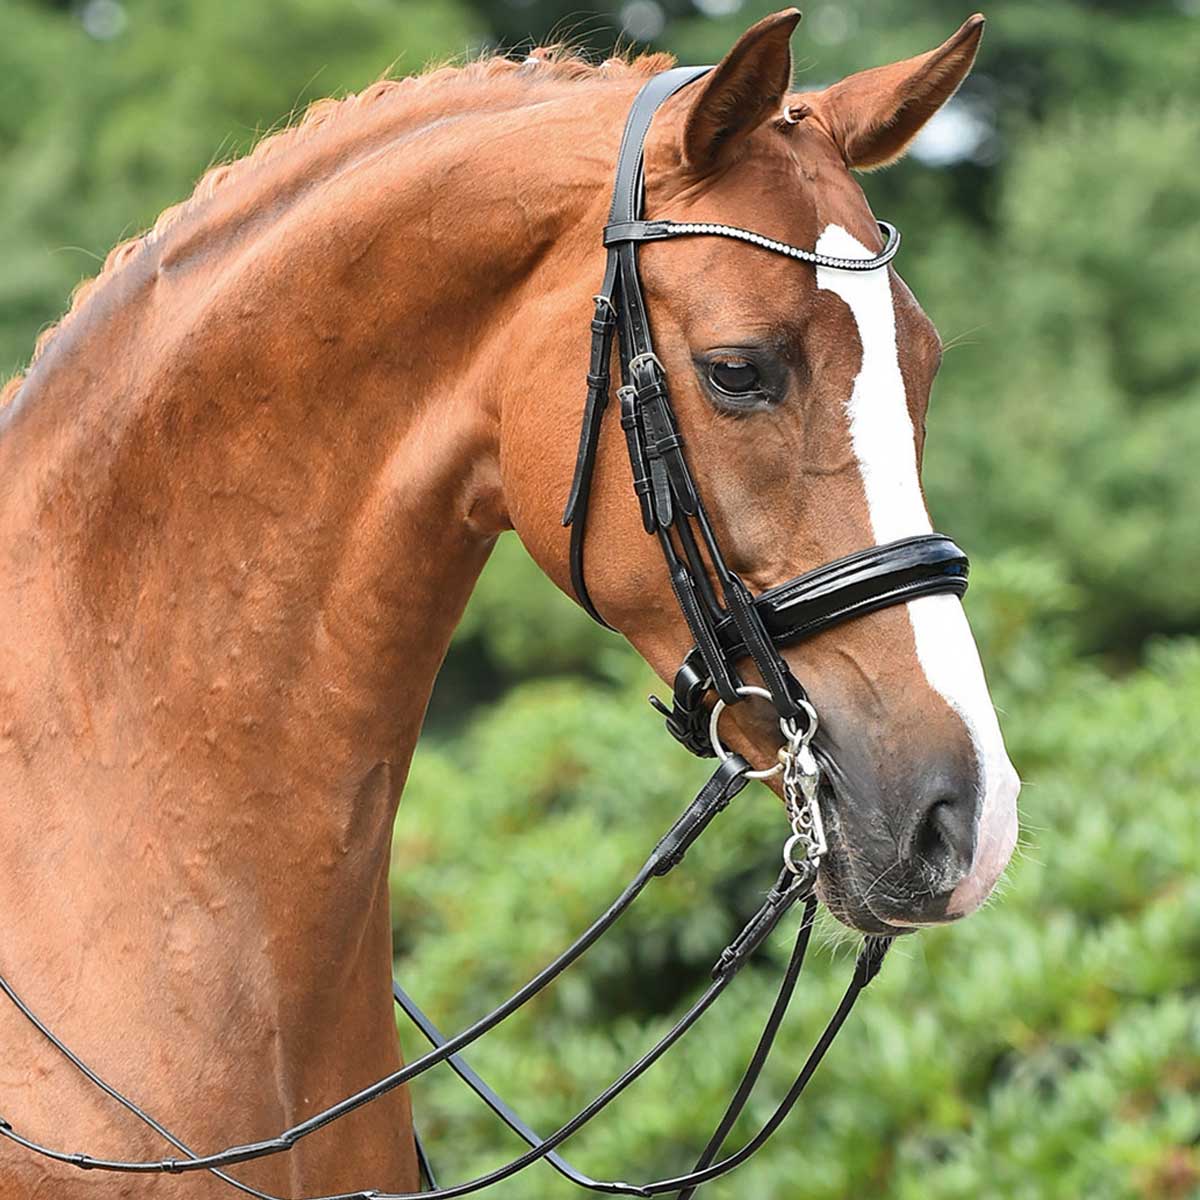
[{"x1": 0, "y1": 9, "x2": 1018, "y2": 1197}]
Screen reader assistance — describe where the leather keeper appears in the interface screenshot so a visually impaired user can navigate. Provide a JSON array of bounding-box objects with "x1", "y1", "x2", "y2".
[
  {"x1": 712, "y1": 868, "x2": 806, "y2": 978},
  {"x1": 648, "y1": 754, "x2": 749, "y2": 877}
]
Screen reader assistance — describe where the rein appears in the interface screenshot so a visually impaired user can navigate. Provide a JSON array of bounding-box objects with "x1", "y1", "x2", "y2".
[{"x1": 0, "y1": 65, "x2": 969, "y2": 1198}]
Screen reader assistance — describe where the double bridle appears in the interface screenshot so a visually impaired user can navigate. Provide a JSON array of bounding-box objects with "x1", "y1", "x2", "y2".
[{"x1": 0, "y1": 66, "x2": 969, "y2": 1199}]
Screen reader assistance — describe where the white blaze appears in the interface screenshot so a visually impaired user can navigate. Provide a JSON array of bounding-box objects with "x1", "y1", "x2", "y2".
[{"x1": 815, "y1": 225, "x2": 1019, "y2": 917}]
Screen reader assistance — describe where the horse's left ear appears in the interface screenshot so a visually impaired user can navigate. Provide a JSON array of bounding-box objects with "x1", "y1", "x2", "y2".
[
  {"x1": 681, "y1": 8, "x2": 801, "y2": 171},
  {"x1": 798, "y1": 14, "x2": 986, "y2": 171}
]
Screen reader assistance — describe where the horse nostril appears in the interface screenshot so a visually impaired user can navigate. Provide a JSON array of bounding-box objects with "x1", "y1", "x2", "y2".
[{"x1": 907, "y1": 790, "x2": 976, "y2": 885}]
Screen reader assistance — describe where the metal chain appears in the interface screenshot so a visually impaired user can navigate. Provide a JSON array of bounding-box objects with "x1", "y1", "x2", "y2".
[
  {"x1": 777, "y1": 701, "x2": 827, "y2": 886},
  {"x1": 707, "y1": 687, "x2": 828, "y2": 887}
]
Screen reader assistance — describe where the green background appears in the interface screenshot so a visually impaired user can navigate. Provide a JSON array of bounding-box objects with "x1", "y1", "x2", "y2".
[{"x1": 2, "y1": 1, "x2": 1197, "y2": 1196}]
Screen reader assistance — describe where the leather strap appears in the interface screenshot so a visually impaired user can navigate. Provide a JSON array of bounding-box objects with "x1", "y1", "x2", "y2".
[
  {"x1": 657, "y1": 534, "x2": 969, "y2": 755},
  {"x1": 390, "y1": 854, "x2": 812, "y2": 1198},
  {"x1": 606, "y1": 67, "x2": 714, "y2": 227},
  {"x1": 562, "y1": 297, "x2": 620, "y2": 629},
  {"x1": 702, "y1": 533, "x2": 968, "y2": 663},
  {"x1": 562, "y1": 67, "x2": 711, "y2": 629},
  {"x1": 0, "y1": 754, "x2": 752, "y2": 1183}
]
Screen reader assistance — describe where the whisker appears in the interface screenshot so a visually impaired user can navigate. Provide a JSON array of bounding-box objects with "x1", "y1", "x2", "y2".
[{"x1": 940, "y1": 324, "x2": 988, "y2": 353}]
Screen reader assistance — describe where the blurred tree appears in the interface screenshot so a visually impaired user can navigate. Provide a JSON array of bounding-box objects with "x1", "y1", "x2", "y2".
[{"x1": 917, "y1": 105, "x2": 1200, "y2": 651}]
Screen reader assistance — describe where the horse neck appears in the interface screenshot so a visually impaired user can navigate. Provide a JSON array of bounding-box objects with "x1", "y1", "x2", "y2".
[{"x1": 0, "y1": 81, "x2": 614, "y2": 946}]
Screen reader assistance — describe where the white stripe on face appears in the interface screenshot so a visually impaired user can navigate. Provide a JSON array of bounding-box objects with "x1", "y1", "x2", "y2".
[{"x1": 814, "y1": 224, "x2": 1019, "y2": 918}]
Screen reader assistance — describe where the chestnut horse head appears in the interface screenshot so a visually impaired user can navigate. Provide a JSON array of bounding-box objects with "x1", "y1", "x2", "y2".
[
  {"x1": 512, "y1": 10, "x2": 1019, "y2": 933},
  {"x1": 0, "y1": 11, "x2": 1016, "y2": 1195}
]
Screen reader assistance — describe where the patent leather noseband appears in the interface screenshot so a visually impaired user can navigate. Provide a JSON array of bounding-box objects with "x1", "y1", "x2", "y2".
[{"x1": 0, "y1": 66, "x2": 970, "y2": 1199}]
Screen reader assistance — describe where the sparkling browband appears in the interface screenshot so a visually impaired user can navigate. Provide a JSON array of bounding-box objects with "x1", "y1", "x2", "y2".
[{"x1": 603, "y1": 219, "x2": 901, "y2": 272}]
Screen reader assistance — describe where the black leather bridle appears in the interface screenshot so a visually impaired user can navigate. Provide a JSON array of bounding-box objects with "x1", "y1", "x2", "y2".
[
  {"x1": 562, "y1": 64, "x2": 967, "y2": 758},
  {"x1": 0, "y1": 66, "x2": 969, "y2": 1199}
]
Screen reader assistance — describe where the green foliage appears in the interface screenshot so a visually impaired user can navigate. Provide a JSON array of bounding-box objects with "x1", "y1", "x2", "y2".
[
  {"x1": 458, "y1": 536, "x2": 624, "y2": 681},
  {"x1": 2, "y1": 2, "x2": 1197, "y2": 1196}
]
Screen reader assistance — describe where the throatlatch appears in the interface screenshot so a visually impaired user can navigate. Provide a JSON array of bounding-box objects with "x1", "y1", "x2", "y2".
[{"x1": 0, "y1": 64, "x2": 968, "y2": 1200}]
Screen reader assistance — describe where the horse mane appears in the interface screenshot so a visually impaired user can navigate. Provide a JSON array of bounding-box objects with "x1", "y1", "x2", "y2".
[{"x1": 0, "y1": 45, "x2": 674, "y2": 409}]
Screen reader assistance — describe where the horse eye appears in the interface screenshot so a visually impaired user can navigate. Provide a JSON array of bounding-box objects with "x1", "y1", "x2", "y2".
[{"x1": 708, "y1": 358, "x2": 761, "y2": 396}]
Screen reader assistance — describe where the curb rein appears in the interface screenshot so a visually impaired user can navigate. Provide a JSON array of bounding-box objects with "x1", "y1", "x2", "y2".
[{"x1": 0, "y1": 67, "x2": 969, "y2": 1199}]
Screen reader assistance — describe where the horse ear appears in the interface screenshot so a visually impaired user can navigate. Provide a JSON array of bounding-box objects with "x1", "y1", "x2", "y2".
[
  {"x1": 681, "y1": 8, "x2": 801, "y2": 171},
  {"x1": 797, "y1": 14, "x2": 985, "y2": 171}
]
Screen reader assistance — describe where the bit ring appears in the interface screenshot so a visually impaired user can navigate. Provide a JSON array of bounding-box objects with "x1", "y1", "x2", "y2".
[{"x1": 708, "y1": 685, "x2": 798, "y2": 779}]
